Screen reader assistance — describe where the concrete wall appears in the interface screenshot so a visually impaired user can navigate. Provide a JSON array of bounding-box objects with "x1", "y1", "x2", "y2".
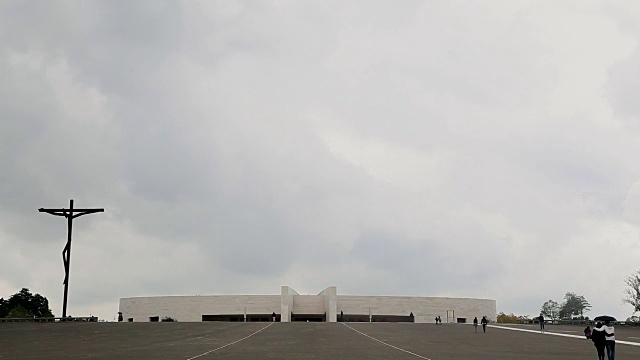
[
  {"x1": 319, "y1": 286, "x2": 337, "y2": 322},
  {"x1": 280, "y1": 286, "x2": 298, "y2": 322},
  {"x1": 292, "y1": 295, "x2": 324, "y2": 315},
  {"x1": 119, "y1": 287, "x2": 495, "y2": 323},
  {"x1": 337, "y1": 295, "x2": 496, "y2": 324},
  {"x1": 119, "y1": 295, "x2": 280, "y2": 322}
]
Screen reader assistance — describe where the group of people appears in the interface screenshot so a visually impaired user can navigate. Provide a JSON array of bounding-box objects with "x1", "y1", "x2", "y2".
[
  {"x1": 584, "y1": 321, "x2": 616, "y2": 360},
  {"x1": 539, "y1": 312, "x2": 616, "y2": 360},
  {"x1": 472, "y1": 316, "x2": 489, "y2": 333},
  {"x1": 435, "y1": 311, "x2": 617, "y2": 358},
  {"x1": 538, "y1": 313, "x2": 616, "y2": 360}
]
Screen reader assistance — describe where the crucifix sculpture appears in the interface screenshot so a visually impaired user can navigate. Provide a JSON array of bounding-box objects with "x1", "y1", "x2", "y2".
[{"x1": 39, "y1": 199, "x2": 104, "y2": 318}]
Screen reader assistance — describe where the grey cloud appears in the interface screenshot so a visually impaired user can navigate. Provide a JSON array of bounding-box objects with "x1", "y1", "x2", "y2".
[{"x1": 2, "y1": 1, "x2": 640, "y2": 321}]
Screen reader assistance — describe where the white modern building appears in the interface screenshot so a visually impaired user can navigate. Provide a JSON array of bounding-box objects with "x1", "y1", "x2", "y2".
[{"x1": 119, "y1": 286, "x2": 496, "y2": 323}]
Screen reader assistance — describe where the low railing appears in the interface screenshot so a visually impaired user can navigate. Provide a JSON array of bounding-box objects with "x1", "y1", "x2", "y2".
[{"x1": 0, "y1": 316, "x2": 98, "y2": 323}]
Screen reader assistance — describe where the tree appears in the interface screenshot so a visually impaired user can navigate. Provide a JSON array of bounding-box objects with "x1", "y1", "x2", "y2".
[
  {"x1": 496, "y1": 312, "x2": 518, "y2": 323},
  {"x1": 540, "y1": 300, "x2": 560, "y2": 320},
  {"x1": 623, "y1": 270, "x2": 640, "y2": 314},
  {"x1": 0, "y1": 297, "x2": 8, "y2": 318},
  {"x1": 626, "y1": 316, "x2": 640, "y2": 323},
  {"x1": 517, "y1": 315, "x2": 531, "y2": 323},
  {"x1": 559, "y1": 292, "x2": 591, "y2": 319},
  {"x1": 2, "y1": 288, "x2": 54, "y2": 318},
  {"x1": 7, "y1": 305, "x2": 29, "y2": 318}
]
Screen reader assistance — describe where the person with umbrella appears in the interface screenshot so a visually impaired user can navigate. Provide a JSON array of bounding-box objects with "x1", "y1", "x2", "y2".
[
  {"x1": 591, "y1": 322, "x2": 606, "y2": 360},
  {"x1": 594, "y1": 316, "x2": 616, "y2": 360}
]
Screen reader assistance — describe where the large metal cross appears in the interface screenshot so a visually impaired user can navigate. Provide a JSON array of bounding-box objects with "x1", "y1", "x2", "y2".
[{"x1": 39, "y1": 199, "x2": 104, "y2": 318}]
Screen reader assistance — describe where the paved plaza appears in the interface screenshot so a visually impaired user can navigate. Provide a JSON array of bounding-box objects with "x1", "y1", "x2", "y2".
[{"x1": 1, "y1": 322, "x2": 640, "y2": 359}]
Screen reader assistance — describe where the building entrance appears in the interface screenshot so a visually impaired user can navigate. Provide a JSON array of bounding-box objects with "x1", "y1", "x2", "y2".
[
  {"x1": 339, "y1": 314, "x2": 414, "y2": 322},
  {"x1": 291, "y1": 313, "x2": 325, "y2": 322},
  {"x1": 202, "y1": 314, "x2": 280, "y2": 322}
]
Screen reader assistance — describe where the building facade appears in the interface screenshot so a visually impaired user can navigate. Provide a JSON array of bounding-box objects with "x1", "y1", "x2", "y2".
[{"x1": 119, "y1": 286, "x2": 496, "y2": 323}]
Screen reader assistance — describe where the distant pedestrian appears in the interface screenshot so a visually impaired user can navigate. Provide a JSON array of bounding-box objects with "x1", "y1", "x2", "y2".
[
  {"x1": 340, "y1": 311, "x2": 344, "y2": 322},
  {"x1": 481, "y1": 316, "x2": 488, "y2": 333},
  {"x1": 603, "y1": 320, "x2": 615, "y2": 360},
  {"x1": 538, "y1": 313, "x2": 545, "y2": 331},
  {"x1": 591, "y1": 322, "x2": 606, "y2": 360},
  {"x1": 272, "y1": 312, "x2": 276, "y2": 322},
  {"x1": 473, "y1": 317, "x2": 478, "y2": 333},
  {"x1": 584, "y1": 323, "x2": 592, "y2": 339}
]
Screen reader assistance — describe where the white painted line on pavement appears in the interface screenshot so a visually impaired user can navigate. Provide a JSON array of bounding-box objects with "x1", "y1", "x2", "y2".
[
  {"x1": 489, "y1": 325, "x2": 640, "y2": 347},
  {"x1": 186, "y1": 322, "x2": 274, "y2": 359},
  {"x1": 342, "y1": 323, "x2": 432, "y2": 359}
]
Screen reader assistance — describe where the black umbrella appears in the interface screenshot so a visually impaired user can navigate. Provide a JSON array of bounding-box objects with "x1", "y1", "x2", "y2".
[{"x1": 593, "y1": 315, "x2": 616, "y2": 322}]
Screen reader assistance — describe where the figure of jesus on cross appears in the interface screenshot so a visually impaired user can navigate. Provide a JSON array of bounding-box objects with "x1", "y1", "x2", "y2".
[{"x1": 39, "y1": 199, "x2": 103, "y2": 318}]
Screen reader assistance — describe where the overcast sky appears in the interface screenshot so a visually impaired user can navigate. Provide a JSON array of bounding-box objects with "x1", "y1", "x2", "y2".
[{"x1": 2, "y1": 0, "x2": 640, "y2": 321}]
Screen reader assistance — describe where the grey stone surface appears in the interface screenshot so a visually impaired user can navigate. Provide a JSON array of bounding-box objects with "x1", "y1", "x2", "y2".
[{"x1": 2, "y1": 322, "x2": 639, "y2": 359}]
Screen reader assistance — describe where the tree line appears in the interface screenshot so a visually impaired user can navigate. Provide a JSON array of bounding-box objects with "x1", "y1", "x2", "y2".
[
  {"x1": 535, "y1": 269, "x2": 640, "y2": 322},
  {"x1": 0, "y1": 288, "x2": 54, "y2": 318},
  {"x1": 540, "y1": 291, "x2": 591, "y2": 320}
]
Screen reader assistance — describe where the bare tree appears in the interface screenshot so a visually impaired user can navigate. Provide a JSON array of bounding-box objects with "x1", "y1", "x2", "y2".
[
  {"x1": 623, "y1": 270, "x2": 640, "y2": 314},
  {"x1": 541, "y1": 300, "x2": 560, "y2": 320}
]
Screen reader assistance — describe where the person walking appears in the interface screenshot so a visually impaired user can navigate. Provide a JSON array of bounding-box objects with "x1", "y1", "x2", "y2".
[
  {"x1": 584, "y1": 323, "x2": 592, "y2": 339},
  {"x1": 603, "y1": 320, "x2": 615, "y2": 360},
  {"x1": 473, "y1": 317, "x2": 478, "y2": 333},
  {"x1": 538, "y1": 313, "x2": 545, "y2": 332},
  {"x1": 592, "y1": 322, "x2": 606, "y2": 360},
  {"x1": 481, "y1": 316, "x2": 488, "y2": 333}
]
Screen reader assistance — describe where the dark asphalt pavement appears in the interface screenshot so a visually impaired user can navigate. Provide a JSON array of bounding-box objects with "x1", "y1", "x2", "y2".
[{"x1": 1, "y1": 322, "x2": 639, "y2": 359}]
